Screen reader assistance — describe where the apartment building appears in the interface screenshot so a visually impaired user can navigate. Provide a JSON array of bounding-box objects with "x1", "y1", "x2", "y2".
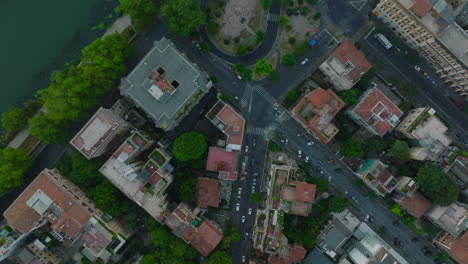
[
  {"x1": 433, "y1": 230, "x2": 468, "y2": 264},
  {"x1": 356, "y1": 159, "x2": 399, "y2": 196},
  {"x1": 120, "y1": 37, "x2": 212, "y2": 131},
  {"x1": 373, "y1": 0, "x2": 468, "y2": 97},
  {"x1": 426, "y1": 201, "x2": 468, "y2": 237},
  {"x1": 396, "y1": 107, "x2": 452, "y2": 161}
]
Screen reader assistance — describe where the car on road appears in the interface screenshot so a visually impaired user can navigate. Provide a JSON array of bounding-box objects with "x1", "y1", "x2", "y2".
[
  {"x1": 307, "y1": 141, "x2": 314, "y2": 146},
  {"x1": 328, "y1": 176, "x2": 332, "y2": 182},
  {"x1": 245, "y1": 145, "x2": 249, "y2": 153},
  {"x1": 248, "y1": 208, "x2": 252, "y2": 215},
  {"x1": 365, "y1": 215, "x2": 372, "y2": 222},
  {"x1": 285, "y1": 138, "x2": 288, "y2": 144},
  {"x1": 281, "y1": 136, "x2": 285, "y2": 143},
  {"x1": 238, "y1": 187, "x2": 242, "y2": 195},
  {"x1": 242, "y1": 256, "x2": 246, "y2": 263},
  {"x1": 456, "y1": 133, "x2": 468, "y2": 145},
  {"x1": 241, "y1": 216, "x2": 246, "y2": 223},
  {"x1": 301, "y1": 58, "x2": 309, "y2": 65},
  {"x1": 298, "y1": 150, "x2": 302, "y2": 158},
  {"x1": 236, "y1": 203, "x2": 240, "y2": 211},
  {"x1": 414, "y1": 65, "x2": 421, "y2": 71},
  {"x1": 245, "y1": 232, "x2": 249, "y2": 238},
  {"x1": 237, "y1": 75, "x2": 242, "y2": 80},
  {"x1": 305, "y1": 156, "x2": 309, "y2": 163}
]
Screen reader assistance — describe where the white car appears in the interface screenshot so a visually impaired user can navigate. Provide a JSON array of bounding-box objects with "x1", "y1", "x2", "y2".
[
  {"x1": 241, "y1": 216, "x2": 246, "y2": 223},
  {"x1": 305, "y1": 156, "x2": 309, "y2": 163},
  {"x1": 298, "y1": 150, "x2": 302, "y2": 158},
  {"x1": 301, "y1": 58, "x2": 309, "y2": 65},
  {"x1": 248, "y1": 208, "x2": 252, "y2": 215},
  {"x1": 365, "y1": 214, "x2": 370, "y2": 222},
  {"x1": 237, "y1": 75, "x2": 242, "y2": 80},
  {"x1": 242, "y1": 256, "x2": 246, "y2": 263},
  {"x1": 236, "y1": 203, "x2": 240, "y2": 211},
  {"x1": 307, "y1": 141, "x2": 314, "y2": 146},
  {"x1": 414, "y1": 66, "x2": 421, "y2": 71},
  {"x1": 238, "y1": 187, "x2": 242, "y2": 195},
  {"x1": 328, "y1": 176, "x2": 332, "y2": 182},
  {"x1": 245, "y1": 145, "x2": 249, "y2": 153},
  {"x1": 285, "y1": 138, "x2": 288, "y2": 144}
]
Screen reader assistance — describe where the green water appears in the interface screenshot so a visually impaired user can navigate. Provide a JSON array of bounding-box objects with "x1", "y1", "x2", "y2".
[{"x1": 0, "y1": 0, "x2": 118, "y2": 115}]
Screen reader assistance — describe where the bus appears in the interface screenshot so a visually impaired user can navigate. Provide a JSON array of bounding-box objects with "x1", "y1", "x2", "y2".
[{"x1": 374, "y1": 33, "x2": 392, "y2": 49}]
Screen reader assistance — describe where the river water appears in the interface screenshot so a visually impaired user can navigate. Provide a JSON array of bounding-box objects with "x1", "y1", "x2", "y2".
[{"x1": 0, "y1": 0, "x2": 118, "y2": 115}]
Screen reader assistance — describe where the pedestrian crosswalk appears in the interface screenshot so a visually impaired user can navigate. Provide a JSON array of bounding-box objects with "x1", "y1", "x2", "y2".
[
  {"x1": 247, "y1": 126, "x2": 266, "y2": 136},
  {"x1": 268, "y1": 14, "x2": 280, "y2": 22},
  {"x1": 240, "y1": 84, "x2": 253, "y2": 108},
  {"x1": 254, "y1": 86, "x2": 278, "y2": 105}
]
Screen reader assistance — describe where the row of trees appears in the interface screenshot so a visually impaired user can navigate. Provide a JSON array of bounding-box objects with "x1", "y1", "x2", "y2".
[
  {"x1": 0, "y1": 148, "x2": 33, "y2": 194},
  {"x1": 29, "y1": 33, "x2": 131, "y2": 144},
  {"x1": 119, "y1": 0, "x2": 156, "y2": 33}
]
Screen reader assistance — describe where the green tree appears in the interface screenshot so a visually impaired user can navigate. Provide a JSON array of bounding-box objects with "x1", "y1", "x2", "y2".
[
  {"x1": 119, "y1": 0, "x2": 156, "y2": 32},
  {"x1": 173, "y1": 166, "x2": 197, "y2": 202},
  {"x1": 389, "y1": 140, "x2": 410, "y2": 160},
  {"x1": 262, "y1": 0, "x2": 273, "y2": 9},
  {"x1": 172, "y1": 131, "x2": 207, "y2": 161},
  {"x1": 327, "y1": 196, "x2": 348, "y2": 213},
  {"x1": 208, "y1": 251, "x2": 232, "y2": 264},
  {"x1": 256, "y1": 30, "x2": 266, "y2": 43},
  {"x1": 399, "y1": 80, "x2": 418, "y2": 98},
  {"x1": 293, "y1": 41, "x2": 309, "y2": 58},
  {"x1": 254, "y1": 59, "x2": 273, "y2": 74},
  {"x1": 366, "y1": 136, "x2": 389, "y2": 152},
  {"x1": 287, "y1": 90, "x2": 299, "y2": 100},
  {"x1": 281, "y1": 54, "x2": 296, "y2": 67},
  {"x1": 86, "y1": 180, "x2": 121, "y2": 216},
  {"x1": 339, "y1": 89, "x2": 359, "y2": 104},
  {"x1": 29, "y1": 112, "x2": 69, "y2": 144},
  {"x1": 234, "y1": 63, "x2": 252, "y2": 81},
  {"x1": 416, "y1": 163, "x2": 459, "y2": 206},
  {"x1": 1, "y1": 106, "x2": 28, "y2": 134},
  {"x1": 252, "y1": 192, "x2": 262, "y2": 203},
  {"x1": 340, "y1": 139, "x2": 364, "y2": 157},
  {"x1": 278, "y1": 16, "x2": 289, "y2": 26},
  {"x1": 161, "y1": 0, "x2": 206, "y2": 37},
  {"x1": 68, "y1": 152, "x2": 103, "y2": 188},
  {"x1": 0, "y1": 148, "x2": 33, "y2": 194}
]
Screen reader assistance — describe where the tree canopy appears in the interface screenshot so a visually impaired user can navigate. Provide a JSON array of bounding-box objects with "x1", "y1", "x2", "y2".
[
  {"x1": 340, "y1": 139, "x2": 364, "y2": 157},
  {"x1": 0, "y1": 148, "x2": 33, "y2": 194},
  {"x1": 281, "y1": 54, "x2": 295, "y2": 67},
  {"x1": 339, "y1": 89, "x2": 359, "y2": 105},
  {"x1": 208, "y1": 251, "x2": 232, "y2": 264},
  {"x1": 234, "y1": 63, "x2": 252, "y2": 81},
  {"x1": 416, "y1": 163, "x2": 458, "y2": 206},
  {"x1": 366, "y1": 136, "x2": 389, "y2": 153},
  {"x1": 251, "y1": 192, "x2": 262, "y2": 204},
  {"x1": 172, "y1": 132, "x2": 207, "y2": 161},
  {"x1": 1, "y1": 106, "x2": 28, "y2": 134},
  {"x1": 119, "y1": 0, "x2": 156, "y2": 32},
  {"x1": 389, "y1": 140, "x2": 410, "y2": 160},
  {"x1": 254, "y1": 59, "x2": 273, "y2": 74},
  {"x1": 161, "y1": 0, "x2": 206, "y2": 37},
  {"x1": 29, "y1": 112, "x2": 69, "y2": 144},
  {"x1": 327, "y1": 196, "x2": 348, "y2": 213}
]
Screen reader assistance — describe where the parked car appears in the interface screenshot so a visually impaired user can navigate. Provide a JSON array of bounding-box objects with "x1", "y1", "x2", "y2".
[
  {"x1": 414, "y1": 65, "x2": 421, "y2": 71},
  {"x1": 298, "y1": 150, "x2": 302, "y2": 158},
  {"x1": 236, "y1": 203, "x2": 240, "y2": 211},
  {"x1": 245, "y1": 145, "x2": 249, "y2": 153},
  {"x1": 241, "y1": 216, "x2": 246, "y2": 223},
  {"x1": 307, "y1": 141, "x2": 314, "y2": 146},
  {"x1": 248, "y1": 208, "x2": 252, "y2": 215},
  {"x1": 285, "y1": 138, "x2": 288, "y2": 144},
  {"x1": 238, "y1": 187, "x2": 242, "y2": 195},
  {"x1": 301, "y1": 58, "x2": 309, "y2": 65},
  {"x1": 242, "y1": 256, "x2": 246, "y2": 263},
  {"x1": 305, "y1": 156, "x2": 309, "y2": 163}
]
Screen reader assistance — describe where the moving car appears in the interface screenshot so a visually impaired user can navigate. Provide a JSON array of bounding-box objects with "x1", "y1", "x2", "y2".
[
  {"x1": 236, "y1": 203, "x2": 240, "y2": 211},
  {"x1": 301, "y1": 58, "x2": 309, "y2": 65},
  {"x1": 248, "y1": 208, "x2": 252, "y2": 215},
  {"x1": 298, "y1": 150, "x2": 302, "y2": 158},
  {"x1": 241, "y1": 215, "x2": 246, "y2": 223},
  {"x1": 305, "y1": 156, "x2": 309, "y2": 163},
  {"x1": 307, "y1": 141, "x2": 314, "y2": 146}
]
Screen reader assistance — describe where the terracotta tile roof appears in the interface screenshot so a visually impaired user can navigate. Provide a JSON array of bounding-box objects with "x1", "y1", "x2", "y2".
[
  {"x1": 196, "y1": 178, "x2": 220, "y2": 208},
  {"x1": 206, "y1": 147, "x2": 238, "y2": 180},
  {"x1": 293, "y1": 181, "x2": 316, "y2": 203},
  {"x1": 216, "y1": 104, "x2": 245, "y2": 147},
  {"x1": 351, "y1": 88, "x2": 403, "y2": 136},
  {"x1": 331, "y1": 40, "x2": 372, "y2": 84},
  {"x1": 190, "y1": 220, "x2": 223, "y2": 257},
  {"x1": 400, "y1": 192, "x2": 433, "y2": 218},
  {"x1": 446, "y1": 231, "x2": 468, "y2": 264},
  {"x1": 412, "y1": 0, "x2": 432, "y2": 17},
  {"x1": 148, "y1": 172, "x2": 162, "y2": 185},
  {"x1": 3, "y1": 169, "x2": 92, "y2": 237},
  {"x1": 306, "y1": 89, "x2": 331, "y2": 109}
]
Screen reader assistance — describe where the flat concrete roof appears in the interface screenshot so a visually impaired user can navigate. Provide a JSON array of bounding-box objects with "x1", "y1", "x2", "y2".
[{"x1": 438, "y1": 22, "x2": 468, "y2": 67}]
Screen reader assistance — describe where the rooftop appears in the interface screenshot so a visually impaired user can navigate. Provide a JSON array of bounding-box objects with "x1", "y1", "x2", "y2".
[
  {"x1": 294, "y1": 89, "x2": 345, "y2": 144},
  {"x1": 350, "y1": 88, "x2": 403, "y2": 136},
  {"x1": 121, "y1": 37, "x2": 210, "y2": 130},
  {"x1": 3, "y1": 169, "x2": 92, "y2": 237},
  {"x1": 435, "y1": 231, "x2": 468, "y2": 264},
  {"x1": 196, "y1": 178, "x2": 220, "y2": 208},
  {"x1": 438, "y1": 22, "x2": 468, "y2": 67},
  {"x1": 70, "y1": 107, "x2": 128, "y2": 159},
  {"x1": 293, "y1": 181, "x2": 317, "y2": 203},
  {"x1": 205, "y1": 147, "x2": 238, "y2": 180},
  {"x1": 330, "y1": 40, "x2": 372, "y2": 84},
  {"x1": 207, "y1": 100, "x2": 245, "y2": 151},
  {"x1": 399, "y1": 191, "x2": 433, "y2": 218},
  {"x1": 411, "y1": 0, "x2": 433, "y2": 17},
  {"x1": 189, "y1": 220, "x2": 223, "y2": 257},
  {"x1": 426, "y1": 202, "x2": 468, "y2": 236}
]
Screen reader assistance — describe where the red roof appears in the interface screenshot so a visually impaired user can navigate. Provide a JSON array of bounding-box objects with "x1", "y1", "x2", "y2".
[
  {"x1": 3, "y1": 169, "x2": 92, "y2": 237},
  {"x1": 400, "y1": 192, "x2": 432, "y2": 218},
  {"x1": 307, "y1": 89, "x2": 331, "y2": 109},
  {"x1": 351, "y1": 88, "x2": 403, "y2": 136},
  {"x1": 412, "y1": 0, "x2": 432, "y2": 17},
  {"x1": 148, "y1": 172, "x2": 162, "y2": 185},
  {"x1": 293, "y1": 181, "x2": 316, "y2": 203},
  {"x1": 447, "y1": 232, "x2": 468, "y2": 264},
  {"x1": 269, "y1": 245, "x2": 307, "y2": 264},
  {"x1": 216, "y1": 103, "x2": 245, "y2": 147},
  {"x1": 196, "y1": 178, "x2": 220, "y2": 208},
  {"x1": 190, "y1": 220, "x2": 223, "y2": 257},
  {"x1": 206, "y1": 147, "x2": 238, "y2": 180},
  {"x1": 331, "y1": 40, "x2": 372, "y2": 84}
]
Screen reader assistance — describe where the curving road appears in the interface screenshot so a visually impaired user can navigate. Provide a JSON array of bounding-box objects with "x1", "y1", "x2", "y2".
[{"x1": 199, "y1": 0, "x2": 281, "y2": 65}]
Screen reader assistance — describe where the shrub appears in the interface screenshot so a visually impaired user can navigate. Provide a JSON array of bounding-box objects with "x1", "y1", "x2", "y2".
[
  {"x1": 288, "y1": 37, "x2": 296, "y2": 44},
  {"x1": 313, "y1": 12, "x2": 321, "y2": 20},
  {"x1": 234, "y1": 37, "x2": 240, "y2": 43},
  {"x1": 224, "y1": 38, "x2": 230, "y2": 45}
]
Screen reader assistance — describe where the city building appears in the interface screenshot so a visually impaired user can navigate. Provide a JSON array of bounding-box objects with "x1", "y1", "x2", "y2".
[
  {"x1": 15, "y1": 239, "x2": 62, "y2": 264},
  {"x1": 356, "y1": 159, "x2": 399, "y2": 196},
  {"x1": 426, "y1": 201, "x2": 468, "y2": 237},
  {"x1": 196, "y1": 178, "x2": 220, "y2": 209},
  {"x1": 318, "y1": 39, "x2": 373, "y2": 91},
  {"x1": 317, "y1": 210, "x2": 409, "y2": 264},
  {"x1": 396, "y1": 107, "x2": 452, "y2": 161},
  {"x1": 253, "y1": 159, "x2": 315, "y2": 257},
  {"x1": 2, "y1": 169, "x2": 126, "y2": 263},
  {"x1": 454, "y1": 2, "x2": 468, "y2": 28},
  {"x1": 99, "y1": 131, "x2": 173, "y2": 221},
  {"x1": 205, "y1": 100, "x2": 245, "y2": 180},
  {"x1": 293, "y1": 89, "x2": 345, "y2": 144},
  {"x1": 70, "y1": 107, "x2": 130, "y2": 160},
  {"x1": 347, "y1": 88, "x2": 403, "y2": 136},
  {"x1": 392, "y1": 177, "x2": 432, "y2": 218},
  {"x1": 373, "y1": 0, "x2": 468, "y2": 97},
  {"x1": 120, "y1": 37, "x2": 212, "y2": 131},
  {"x1": 446, "y1": 155, "x2": 468, "y2": 188},
  {"x1": 269, "y1": 245, "x2": 307, "y2": 264},
  {"x1": 162, "y1": 203, "x2": 223, "y2": 257},
  {"x1": 433, "y1": 230, "x2": 468, "y2": 264}
]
